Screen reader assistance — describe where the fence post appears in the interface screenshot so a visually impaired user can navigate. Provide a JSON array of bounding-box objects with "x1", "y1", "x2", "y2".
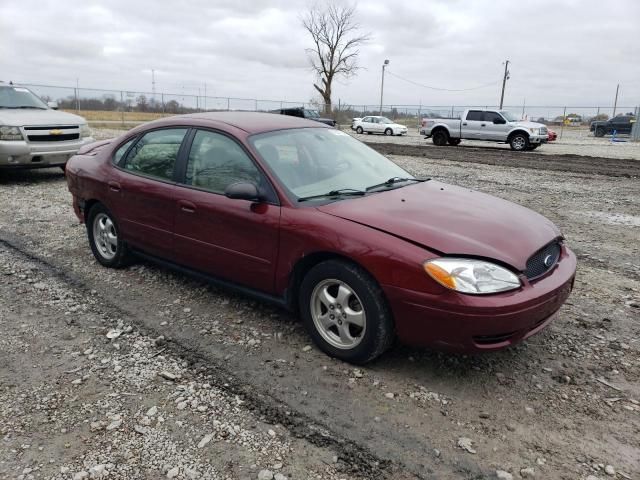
[
  {"x1": 227, "y1": 98, "x2": 230, "y2": 111},
  {"x1": 559, "y1": 106, "x2": 567, "y2": 140},
  {"x1": 161, "y1": 93, "x2": 165, "y2": 114},
  {"x1": 255, "y1": 99, "x2": 258, "y2": 111},
  {"x1": 120, "y1": 91, "x2": 124, "y2": 126}
]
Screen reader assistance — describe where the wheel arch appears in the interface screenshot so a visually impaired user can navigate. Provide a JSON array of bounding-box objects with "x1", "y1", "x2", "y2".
[
  {"x1": 507, "y1": 128, "x2": 530, "y2": 142},
  {"x1": 431, "y1": 125, "x2": 451, "y2": 137},
  {"x1": 83, "y1": 198, "x2": 102, "y2": 223},
  {"x1": 286, "y1": 251, "x2": 379, "y2": 312}
]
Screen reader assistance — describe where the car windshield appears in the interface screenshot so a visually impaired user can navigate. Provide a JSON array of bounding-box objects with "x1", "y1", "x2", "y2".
[
  {"x1": 499, "y1": 111, "x2": 519, "y2": 122},
  {"x1": 0, "y1": 85, "x2": 48, "y2": 109},
  {"x1": 304, "y1": 109, "x2": 320, "y2": 118},
  {"x1": 250, "y1": 128, "x2": 413, "y2": 202}
]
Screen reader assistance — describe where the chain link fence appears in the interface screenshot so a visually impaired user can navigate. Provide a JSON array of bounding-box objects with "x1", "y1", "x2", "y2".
[{"x1": 16, "y1": 82, "x2": 638, "y2": 131}]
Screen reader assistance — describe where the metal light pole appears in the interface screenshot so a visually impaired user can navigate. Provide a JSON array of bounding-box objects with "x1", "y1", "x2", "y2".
[
  {"x1": 379, "y1": 59, "x2": 389, "y2": 116},
  {"x1": 499, "y1": 60, "x2": 510, "y2": 109}
]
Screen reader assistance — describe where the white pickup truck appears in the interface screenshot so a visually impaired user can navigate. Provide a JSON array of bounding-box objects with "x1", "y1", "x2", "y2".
[{"x1": 420, "y1": 109, "x2": 548, "y2": 151}]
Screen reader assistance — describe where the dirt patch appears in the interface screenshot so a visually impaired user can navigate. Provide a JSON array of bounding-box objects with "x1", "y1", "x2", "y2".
[{"x1": 367, "y1": 142, "x2": 640, "y2": 178}]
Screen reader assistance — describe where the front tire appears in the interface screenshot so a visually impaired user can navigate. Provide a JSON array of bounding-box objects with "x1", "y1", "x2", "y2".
[
  {"x1": 384, "y1": 128, "x2": 393, "y2": 136},
  {"x1": 595, "y1": 127, "x2": 606, "y2": 137},
  {"x1": 299, "y1": 260, "x2": 394, "y2": 364},
  {"x1": 432, "y1": 129, "x2": 449, "y2": 146},
  {"x1": 356, "y1": 126, "x2": 363, "y2": 134},
  {"x1": 87, "y1": 203, "x2": 132, "y2": 268},
  {"x1": 509, "y1": 133, "x2": 529, "y2": 151}
]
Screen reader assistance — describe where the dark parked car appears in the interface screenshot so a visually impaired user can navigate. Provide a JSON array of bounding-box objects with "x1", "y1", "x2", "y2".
[
  {"x1": 590, "y1": 114, "x2": 636, "y2": 137},
  {"x1": 271, "y1": 107, "x2": 336, "y2": 127},
  {"x1": 65, "y1": 112, "x2": 576, "y2": 363}
]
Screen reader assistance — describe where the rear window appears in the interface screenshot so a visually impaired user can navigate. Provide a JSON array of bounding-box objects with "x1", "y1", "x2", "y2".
[{"x1": 466, "y1": 111, "x2": 483, "y2": 121}]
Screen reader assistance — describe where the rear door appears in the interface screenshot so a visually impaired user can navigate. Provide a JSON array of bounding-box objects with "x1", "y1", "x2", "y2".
[
  {"x1": 109, "y1": 128, "x2": 189, "y2": 260},
  {"x1": 172, "y1": 129, "x2": 281, "y2": 293},
  {"x1": 361, "y1": 117, "x2": 373, "y2": 132},
  {"x1": 461, "y1": 110, "x2": 485, "y2": 139}
]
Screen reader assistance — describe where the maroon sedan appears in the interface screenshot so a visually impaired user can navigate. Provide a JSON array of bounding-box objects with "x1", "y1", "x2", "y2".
[{"x1": 65, "y1": 112, "x2": 576, "y2": 363}]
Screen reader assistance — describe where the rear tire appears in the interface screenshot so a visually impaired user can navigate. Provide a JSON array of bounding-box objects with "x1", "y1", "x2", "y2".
[
  {"x1": 447, "y1": 138, "x2": 461, "y2": 146},
  {"x1": 432, "y1": 129, "x2": 449, "y2": 146},
  {"x1": 356, "y1": 126, "x2": 363, "y2": 134},
  {"x1": 509, "y1": 132, "x2": 529, "y2": 151},
  {"x1": 384, "y1": 128, "x2": 393, "y2": 136},
  {"x1": 299, "y1": 260, "x2": 394, "y2": 364},
  {"x1": 87, "y1": 203, "x2": 132, "y2": 268}
]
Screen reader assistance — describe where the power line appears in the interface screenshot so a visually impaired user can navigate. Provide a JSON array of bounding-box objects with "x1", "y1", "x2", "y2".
[{"x1": 385, "y1": 70, "x2": 498, "y2": 92}]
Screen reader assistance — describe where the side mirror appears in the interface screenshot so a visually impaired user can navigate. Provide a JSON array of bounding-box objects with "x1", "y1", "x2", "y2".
[
  {"x1": 493, "y1": 117, "x2": 506, "y2": 124},
  {"x1": 47, "y1": 101, "x2": 59, "y2": 110},
  {"x1": 224, "y1": 182, "x2": 260, "y2": 201}
]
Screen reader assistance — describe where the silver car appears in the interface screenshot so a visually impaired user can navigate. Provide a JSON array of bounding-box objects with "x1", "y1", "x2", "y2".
[{"x1": 0, "y1": 83, "x2": 94, "y2": 170}]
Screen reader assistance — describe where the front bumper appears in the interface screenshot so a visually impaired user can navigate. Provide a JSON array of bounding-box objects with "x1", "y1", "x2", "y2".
[
  {"x1": 384, "y1": 246, "x2": 577, "y2": 352},
  {"x1": 528, "y1": 134, "x2": 548, "y2": 145},
  {"x1": 0, "y1": 137, "x2": 95, "y2": 168}
]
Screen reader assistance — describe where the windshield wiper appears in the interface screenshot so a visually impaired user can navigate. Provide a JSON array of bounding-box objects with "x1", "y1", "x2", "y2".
[
  {"x1": 365, "y1": 177, "x2": 427, "y2": 192},
  {"x1": 298, "y1": 188, "x2": 366, "y2": 203}
]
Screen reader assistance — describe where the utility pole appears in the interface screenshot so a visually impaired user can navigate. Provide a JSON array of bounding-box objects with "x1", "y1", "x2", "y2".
[
  {"x1": 499, "y1": 60, "x2": 510, "y2": 109},
  {"x1": 379, "y1": 59, "x2": 389, "y2": 116},
  {"x1": 612, "y1": 83, "x2": 619, "y2": 117}
]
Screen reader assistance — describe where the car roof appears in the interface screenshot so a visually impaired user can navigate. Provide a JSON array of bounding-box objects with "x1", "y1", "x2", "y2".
[{"x1": 139, "y1": 111, "x2": 329, "y2": 135}]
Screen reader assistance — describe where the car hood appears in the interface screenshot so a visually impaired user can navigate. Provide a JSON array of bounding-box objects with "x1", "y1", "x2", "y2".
[
  {"x1": 388, "y1": 123, "x2": 407, "y2": 129},
  {"x1": 317, "y1": 181, "x2": 560, "y2": 271},
  {"x1": 0, "y1": 108, "x2": 87, "y2": 126},
  {"x1": 511, "y1": 120, "x2": 545, "y2": 129}
]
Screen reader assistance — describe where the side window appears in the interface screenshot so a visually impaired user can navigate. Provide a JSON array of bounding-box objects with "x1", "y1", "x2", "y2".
[
  {"x1": 362, "y1": 117, "x2": 370, "y2": 123},
  {"x1": 466, "y1": 110, "x2": 483, "y2": 121},
  {"x1": 484, "y1": 112, "x2": 502, "y2": 123},
  {"x1": 113, "y1": 138, "x2": 135, "y2": 165},
  {"x1": 124, "y1": 129, "x2": 187, "y2": 180},
  {"x1": 185, "y1": 130, "x2": 262, "y2": 194}
]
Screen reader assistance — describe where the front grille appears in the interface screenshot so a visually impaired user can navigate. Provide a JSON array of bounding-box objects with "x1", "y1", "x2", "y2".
[
  {"x1": 28, "y1": 133, "x2": 80, "y2": 142},
  {"x1": 525, "y1": 241, "x2": 561, "y2": 280},
  {"x1": 24, "y1": 125, "x2": 78, "y2": 131}
]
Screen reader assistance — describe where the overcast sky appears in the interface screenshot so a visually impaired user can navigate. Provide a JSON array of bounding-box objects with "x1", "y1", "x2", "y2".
[{"x1": 1, "y1": 0, "x2": 639, "y2": 112}]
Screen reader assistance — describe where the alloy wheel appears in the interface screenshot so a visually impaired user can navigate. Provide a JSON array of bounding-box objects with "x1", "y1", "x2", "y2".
[
  {"x1": 92, "y1": 212, "x2": 118, "y2": 261},
  {"x1": 310, "y1": 279, "x2": 366, "y2": 349}
]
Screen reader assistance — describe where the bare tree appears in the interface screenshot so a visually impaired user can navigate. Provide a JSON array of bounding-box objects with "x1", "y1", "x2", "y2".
[{"x1": 302, "y1": 2, "x2": 369, "y2": 114}]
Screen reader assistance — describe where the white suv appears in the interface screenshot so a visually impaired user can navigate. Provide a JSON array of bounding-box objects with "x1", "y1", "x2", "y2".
[{"x1": 0, "y1": 83, "x2": 93, "y2": 170}]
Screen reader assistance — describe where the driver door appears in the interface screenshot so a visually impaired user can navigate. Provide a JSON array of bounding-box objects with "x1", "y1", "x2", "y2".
[{"x1": 172, "y1": 129, "x2": 281, "y2": 293}]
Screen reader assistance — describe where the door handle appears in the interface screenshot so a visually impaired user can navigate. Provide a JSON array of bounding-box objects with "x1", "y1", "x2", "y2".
[
  {"x1": 108, "y1": 181, "x2": 121, "y2": 192},
  {"x1": 178, "y1": 200, "x2": 196, "y2": 213},
  {"x1": 462, "y1": 122, "x2": 467, "y2": 126},
  {"x1": 481, "y1": 124, "x2": 486, "y2": 127}
]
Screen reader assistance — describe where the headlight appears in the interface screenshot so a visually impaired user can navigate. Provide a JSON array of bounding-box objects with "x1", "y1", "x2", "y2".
[
  {"x1": 0, "y1": 126, "x2": 24, "y2": 141},
  {"x1": 424, "y1": 258, "x2": 521, "y2": 294},
  {"x1": 80, "y1": 124, "x2": 91, "y2": 138}
]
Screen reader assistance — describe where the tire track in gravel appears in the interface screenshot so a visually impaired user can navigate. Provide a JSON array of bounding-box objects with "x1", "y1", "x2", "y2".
[
  {"x1": 0, "y1": 233, "x2": 435, "y2": 480},
  {"x1": 366, "y1": 142, "x2": 640, "y2": 178}
]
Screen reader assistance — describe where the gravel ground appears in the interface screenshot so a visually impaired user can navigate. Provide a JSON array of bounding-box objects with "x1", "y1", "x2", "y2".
[
  {"x1": 348, "y1": 128, "x2": 640, "y2": 161},
  {"x1": 0, "y1": 131, "x2": 639, "y2": 480}
]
